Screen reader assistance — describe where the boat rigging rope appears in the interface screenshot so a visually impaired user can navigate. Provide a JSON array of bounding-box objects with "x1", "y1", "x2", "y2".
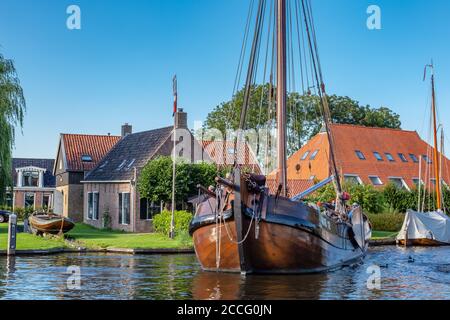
[
  {"x1": 301, "y1": 0, "x2": 344, "y2": 213},
  {"x1": 234, "y1": 0, "x2": 266, "y2": 168}
]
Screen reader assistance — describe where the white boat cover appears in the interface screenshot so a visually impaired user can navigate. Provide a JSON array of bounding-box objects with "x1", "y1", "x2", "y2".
[{"x1": 397, "y1": 210, "x2": 450, "y2": 244}]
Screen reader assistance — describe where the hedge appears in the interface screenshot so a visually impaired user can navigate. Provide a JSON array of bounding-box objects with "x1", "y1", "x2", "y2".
[
  {"x1": 153, "y1": 210, "x2": 193, "y2": 236},
  {"x1": 366, "y1": 212, "x2": 405, "y2": 232},
  {"x1": 308, "y1": 182, "x2": 450, "y2": 215}
]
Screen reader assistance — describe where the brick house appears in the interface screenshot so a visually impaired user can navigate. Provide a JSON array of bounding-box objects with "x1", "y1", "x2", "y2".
[
  {"x1": 82, "y1": 110, "x2": 210, "y2": 232},
  {"x1": 8, "y1": 158, "x2": 56, "y2": 210},
  {"x1": 278, "y1": 124, "x2": 450, "y2": 190},
  {"x1": 53, "y1": 132, "x2": 121, "y2": 221}
]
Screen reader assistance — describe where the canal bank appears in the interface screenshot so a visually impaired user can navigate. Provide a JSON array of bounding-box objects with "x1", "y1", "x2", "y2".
[{"x1": 1, "y1": 223, "x2": 398, "y2": 256}]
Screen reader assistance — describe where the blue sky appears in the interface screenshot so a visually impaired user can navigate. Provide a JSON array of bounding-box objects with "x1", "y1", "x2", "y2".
[{"x1": 1, "y1": 0, "x2": 449, "y2": 159}]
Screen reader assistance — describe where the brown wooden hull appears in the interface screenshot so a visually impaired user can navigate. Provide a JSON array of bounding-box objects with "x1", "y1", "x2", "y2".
[
  {"x1": 192, "y1": 219, "x2": 240, "y2": 272},
  {"x1": 192, "y1": 216, "x2": 366, "y2": 274},
  {"x1": 29, "y1": 215, "x2": 75, "y2": 234},
  {"x1": 397, "y1": 238, "x2": 448, "y2": 246},
  {"x1": 191, "y1": 170, "x2": 370, "y2": 274},
  {"x1": 242, "y1": 219, "x2": 365, "y2": 274}
]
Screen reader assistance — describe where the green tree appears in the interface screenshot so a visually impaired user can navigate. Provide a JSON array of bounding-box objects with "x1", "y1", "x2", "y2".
[
  {"x1": 204, "y1": 84, "x2": 401, "y2": 155},
  {"x1": 0, "y1": 53, "x2": 26, "y2": 203},
  {"x1": 137, "y1": 156, "x2": 222, "y2": 208}
]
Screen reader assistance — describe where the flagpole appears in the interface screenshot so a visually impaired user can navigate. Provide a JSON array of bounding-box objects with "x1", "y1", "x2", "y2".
[{"x1": 170, "y1": 75, "x2": 177, "y2": 239}]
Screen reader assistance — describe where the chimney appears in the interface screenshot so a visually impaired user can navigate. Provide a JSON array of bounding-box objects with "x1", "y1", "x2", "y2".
[
  {"x1": 121, "y1": 123, "x2": 132, "y2": 137},
  {"x1": 175, "y1": 108, "x2": 188, "y2": 129}
]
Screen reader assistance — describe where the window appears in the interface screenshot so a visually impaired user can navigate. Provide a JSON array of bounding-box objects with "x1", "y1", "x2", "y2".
[
  {"x1": 24, "y1": 193, "x2": 35, "y2": 209},
  {"x1": 385, "y1": 153, "x2": 395, "y2": 162},
  {"x1": 369, "y1": 176, "x2": 383, "y2": 186},
  {"x1": 119, "y1": 193, "x2": 130, "y2": 225},
  {"x1": 301, "y1": 151, "x2": 310, "y2": 160},
  {"x1": 310, "y1": 150, "x2": 319, "y2": 160},
  {"x1": 344, "y1": 175, "x2": 362, "y2": 185},
  {"x1": 398, "y1": 153, "x2": 408, "y2": 163},
  {"x1": 88, "y1": 192, "x2": 99, "y2": 220},
  {"x1": 373, "y1": 152, "x2": 383, "y2": 161},
  {"x1": 409, "y1": 154, "x2": 419, "y2": 163},
  {"x1": 6, "y1": 193, "x2": 13, "y2": 208},
  {"x1": 355, "y1": 150, "x2": 366, "y2": 160},
  {"x1": 140, "y1": 198, "x2": 159, "y2": 220},
  {"x1": 23, "y1": 171, "x2": 39, "y2": 187},
  {"x1": 140, "y1": 198, "x2": 150, "y2": 220},
  {"x1": 43, "y1": 194, "x2": 51, "y2": 209},
  {"x1": 422, "y1": 155, "x2": 432, "y2": 164},
  {"x1": 81, "y1": 154, "x2": 93, "y2": 162},
  {"x1": 412, "y1": 178, "x2": 423, "y2": 187},
  {"x1": 389, "y1": 177, "x2": 408, "y2": 189}
]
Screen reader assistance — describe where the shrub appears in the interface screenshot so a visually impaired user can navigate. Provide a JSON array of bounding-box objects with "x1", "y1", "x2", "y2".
[
  {"x1": 307, "y1": 182, "x2": 384, "y2": 214},
  {"x1": 138, "y1": 156, "x2": 223, "y2": 208},
  {"x1": 366, "y1": 212, "x2": 405, "y2": 232},
  {"x1": 153, "y1": 210, "x2": 193, "y2": 236}
]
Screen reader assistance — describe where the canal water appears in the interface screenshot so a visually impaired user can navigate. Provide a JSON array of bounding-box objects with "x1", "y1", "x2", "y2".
[{"x1": 0, "y1": 246, "x2": 448, "y2": 300}]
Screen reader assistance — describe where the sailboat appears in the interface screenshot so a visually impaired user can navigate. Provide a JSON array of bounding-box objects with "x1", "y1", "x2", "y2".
[
  {"x1": 397, "y1": 64, "x2": 450, "y2": 246},
  {"x1": 189, "y1": 0, "x2": 372, "y2": 274}
]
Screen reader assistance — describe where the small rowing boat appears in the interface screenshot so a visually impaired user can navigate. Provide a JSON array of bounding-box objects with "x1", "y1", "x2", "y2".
[{"x1": 29, "y1": 213, "x2": 75, "y2": 235}]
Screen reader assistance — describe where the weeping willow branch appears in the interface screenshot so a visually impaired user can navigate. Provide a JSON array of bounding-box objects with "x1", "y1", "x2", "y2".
[{"x1": 0, "y1": 52, "x2": 26, "y2": 204}]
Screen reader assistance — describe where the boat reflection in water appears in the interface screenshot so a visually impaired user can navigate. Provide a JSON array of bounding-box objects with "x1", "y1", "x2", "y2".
[{"x1": 0, "y1": 247, "x2": 449, "y2": 300}]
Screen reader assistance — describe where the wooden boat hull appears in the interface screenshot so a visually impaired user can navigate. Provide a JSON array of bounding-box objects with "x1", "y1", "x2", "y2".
[
  {"x1": 241, "y1": 218, "x2": 365, "y2": 274},
  {"x1": 29, "y1": 215, "x2": 75, "y2": 235},
  {"x1": 190, "y1": 171, "x2": 370, "y2": 274},
  {"x1": 191, "y1": 215, "x2": 365, "y2": 274},
  {"x1": 192, "y1": 218, "x2": 240, "y2": 272}
]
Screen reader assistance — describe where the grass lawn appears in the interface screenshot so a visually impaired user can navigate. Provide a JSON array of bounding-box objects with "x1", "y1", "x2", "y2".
[
  {"x1": 1, "y1": 221, "x2": 395, "y2": 251},
  {"x1": 0, "y1": 223, "x2": 67, "y2": 251},
  {"x1": 371, "y1": 230, "x2": 398, "y2": 240},
  {"x1": 67, "y1": 224, "x2": 193, "y2": 250}
]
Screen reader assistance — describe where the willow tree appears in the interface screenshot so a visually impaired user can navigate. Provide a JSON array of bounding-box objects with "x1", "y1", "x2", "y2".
[{"x1": 0, "y1": 53, "x2": 26, "y2": 203}]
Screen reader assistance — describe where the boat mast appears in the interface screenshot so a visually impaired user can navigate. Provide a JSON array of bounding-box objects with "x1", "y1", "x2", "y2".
[
  {"x1": 276, "y1": 0, "x2": 288, "y2": 196},
  {"x1": 430, "y1": 65, "x2": 442, "y2": 210}
]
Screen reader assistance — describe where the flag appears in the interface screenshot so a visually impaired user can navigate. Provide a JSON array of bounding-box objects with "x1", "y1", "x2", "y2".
[{"x1": 173, "y1": 75, "x2": 177, "y2": 116}]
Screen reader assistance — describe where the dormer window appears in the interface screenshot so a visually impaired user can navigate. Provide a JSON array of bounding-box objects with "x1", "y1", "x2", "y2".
[
  {"x1": 16, "y1": 166, "x2": 46, "y2": 188},
  {"x1": 389, "y1": 177, "x2": 409, "y2": 190},
  {"x1": 369, "y1": 176, "x2": 383, "y2": 186},
  {"x1": 23, "y1": 171, "x2": 39, "y2": 187}
]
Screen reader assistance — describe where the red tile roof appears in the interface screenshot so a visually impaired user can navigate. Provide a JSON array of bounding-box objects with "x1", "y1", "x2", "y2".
[
  {"x1": 266, "y1": 179, "x2": 315, "y2": 197},
  {"x1": 62, "y1": 134, "x2": 121, "y2": 172},
  {"x1": 279, "y1": 124, "x2": 450, "y2": 189},
  {"x1": 202, "y1": 140, "x2": 262, "y2": 174}
]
